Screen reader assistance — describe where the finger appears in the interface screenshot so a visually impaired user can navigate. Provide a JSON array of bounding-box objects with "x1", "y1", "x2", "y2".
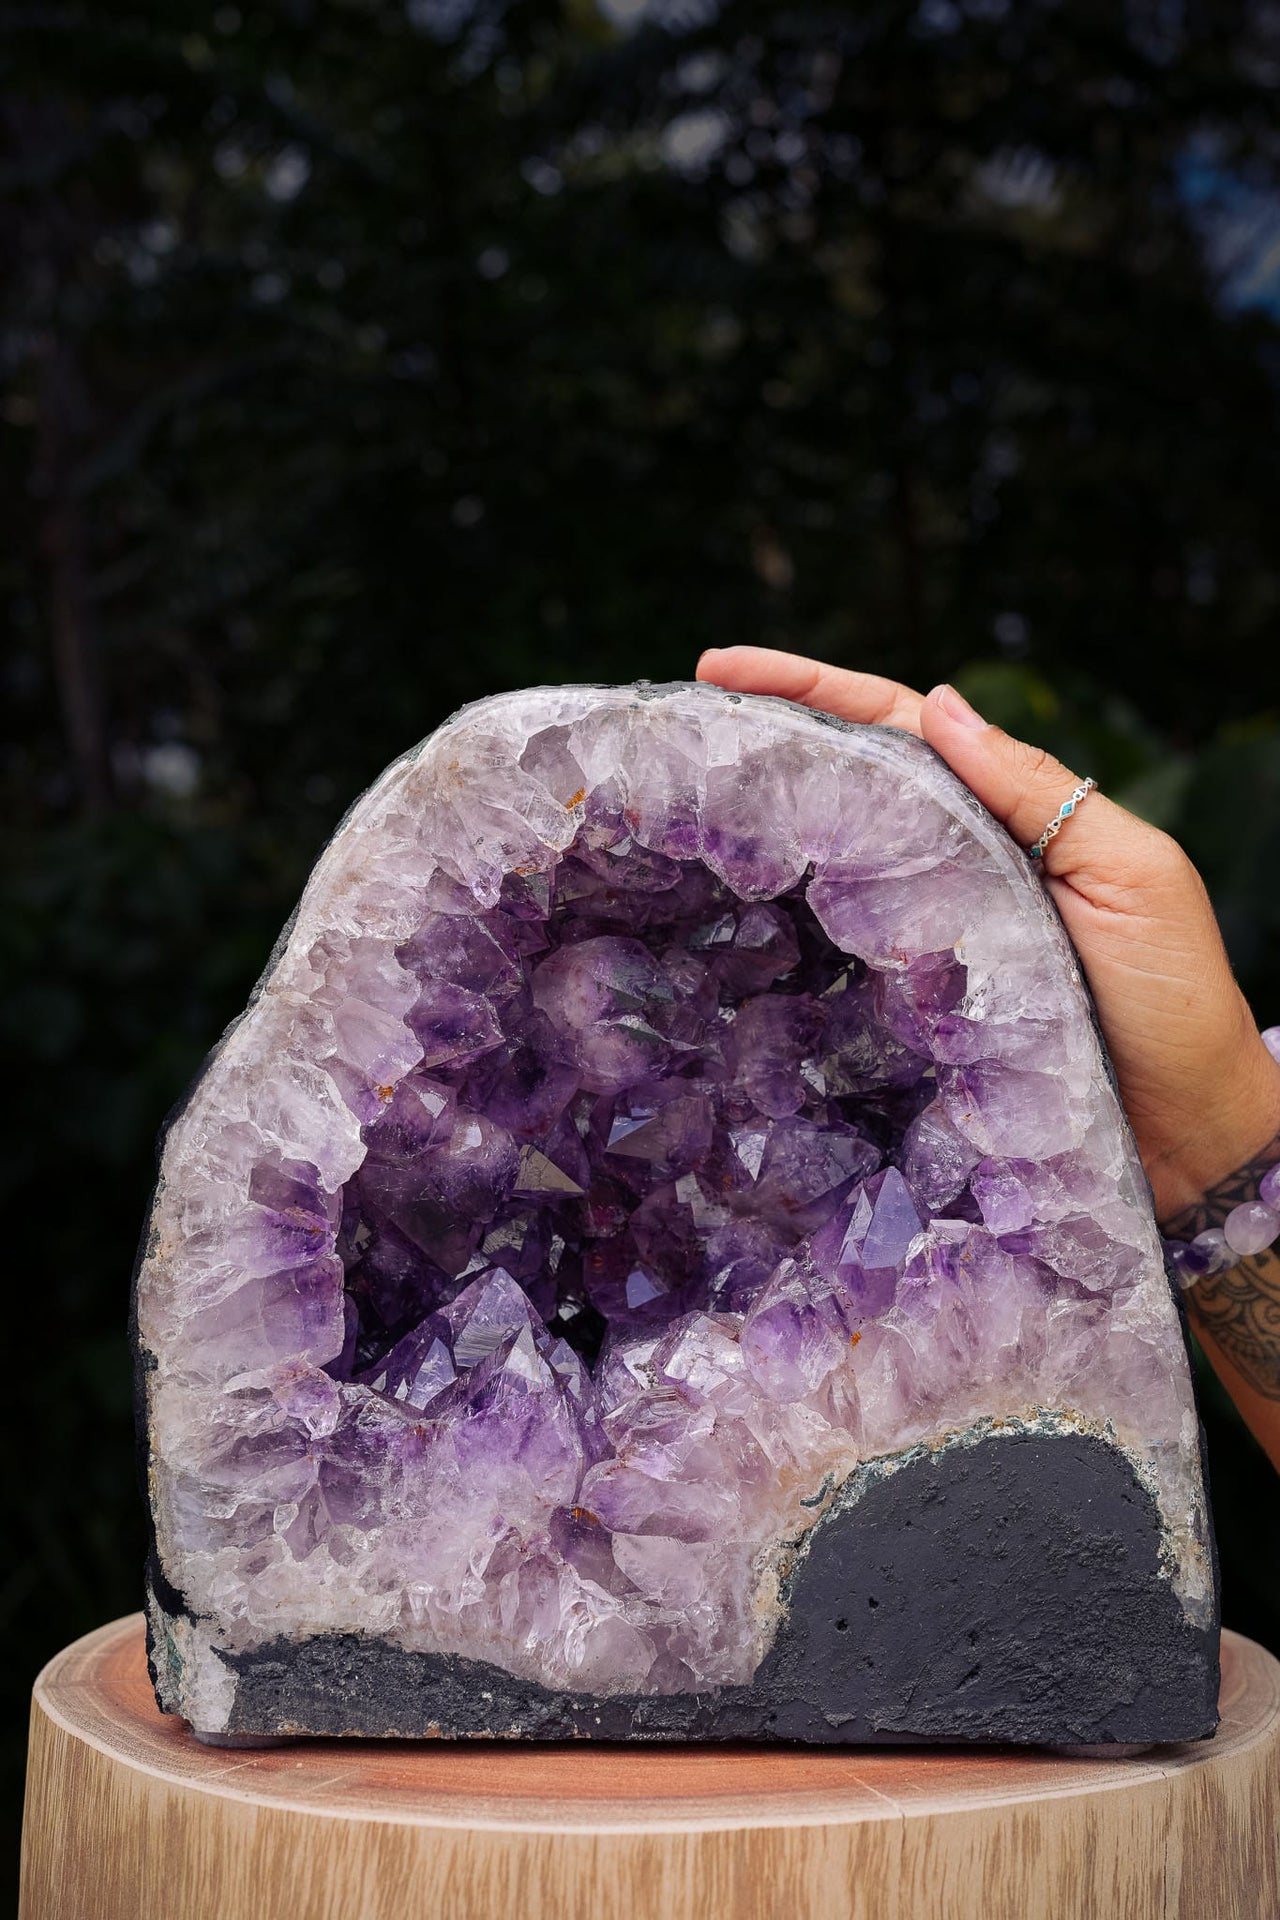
[
  {"x1": 919, "y1": 682, "x2": 1166, "y2": 893},
  {"x1": 697, "y1": 646, "x2": 925, "y2": 736}
]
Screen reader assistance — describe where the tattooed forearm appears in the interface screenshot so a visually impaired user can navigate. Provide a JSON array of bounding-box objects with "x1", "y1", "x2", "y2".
[{"x1": 1162, "y1": 1133, "x2": 1280, "y2": 1401}]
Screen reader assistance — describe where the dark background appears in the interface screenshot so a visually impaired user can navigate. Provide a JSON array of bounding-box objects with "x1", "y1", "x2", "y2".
[{"x1": 5, "y1": 0, "x2": 1280, "y2": 1880}]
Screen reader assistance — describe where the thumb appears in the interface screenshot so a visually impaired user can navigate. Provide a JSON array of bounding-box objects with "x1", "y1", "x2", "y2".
[{"x1": 919, "y1": 682, "x2": 1168, "y2": 899}]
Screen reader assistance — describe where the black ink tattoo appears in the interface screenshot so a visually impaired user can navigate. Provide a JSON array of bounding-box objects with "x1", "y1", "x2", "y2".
[{"x1": 1162, "y1": 1135, "x2": 1280, "y2": 1401}]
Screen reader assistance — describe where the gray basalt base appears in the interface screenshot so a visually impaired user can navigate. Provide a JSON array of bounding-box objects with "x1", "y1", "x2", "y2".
[{"x1": 152, "y1": 1428, "x2": 1218, "y2": 1748}]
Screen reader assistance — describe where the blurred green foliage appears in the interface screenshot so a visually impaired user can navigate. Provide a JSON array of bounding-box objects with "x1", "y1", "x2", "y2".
[{"x1": 5, "y1": 0, "x2": 1280, "y2": 1882}]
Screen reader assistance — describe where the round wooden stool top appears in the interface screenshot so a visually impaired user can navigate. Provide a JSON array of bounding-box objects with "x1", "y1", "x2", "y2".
[{"x1": 20, "y1": 1615, "x2": 1280, "y2": 1920}]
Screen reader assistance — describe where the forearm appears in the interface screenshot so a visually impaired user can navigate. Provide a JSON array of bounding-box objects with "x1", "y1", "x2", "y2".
[{"x1": 1162, "y1": 1130, "x2": 1280, "y2": 1472}]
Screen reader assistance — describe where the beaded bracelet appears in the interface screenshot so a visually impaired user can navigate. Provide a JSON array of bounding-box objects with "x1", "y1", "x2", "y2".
[{"x1": 1164, "y1": 1025, "x2": 1280, "y2": 1288}]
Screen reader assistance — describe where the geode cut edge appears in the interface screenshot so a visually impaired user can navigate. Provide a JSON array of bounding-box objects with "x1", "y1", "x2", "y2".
[
  {"x1": 147, "y1": 1423, "x2": 1217, "y2": 1746},
  {"x1": 134, "y1": 680, "x2": 1218, "y2": 1741}
]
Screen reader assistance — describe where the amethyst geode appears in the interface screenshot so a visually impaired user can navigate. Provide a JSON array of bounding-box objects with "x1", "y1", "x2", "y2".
[{"x1": 136, "y1": 682, "x2": 1218, "y2": 1744}]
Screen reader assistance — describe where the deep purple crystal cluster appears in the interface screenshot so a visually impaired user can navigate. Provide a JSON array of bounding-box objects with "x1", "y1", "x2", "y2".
[{"x1": 138, "y1": 683, "x2": 1210, "y2": 1732}]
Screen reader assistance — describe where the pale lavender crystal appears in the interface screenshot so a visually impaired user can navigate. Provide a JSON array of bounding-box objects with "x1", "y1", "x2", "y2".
[
  {"x1": 137, "y1": 682, "x2": 1211, "y2": 1729},
  {"x1": 939, "y1": 1060, "x2": 1079, "y2": 1159},
  {"x1": 605, "y1": 1090, "x2": 715, "y2": 1171},
  {"x1": 362, "y1": 1320, "x2": 457, "y2": 1408},
  {"x1": 858, "y1": 1167, "x2": 923, "y2": 1267},
  {"x1": 531, "y1": 936, "x2": 673, "y2": 1093},
  {"x1": 725, "y1": 995, "x2": 824, "y2": 1118},
  {"x1": 820, "y1": 972, "x2": 929, "y2": 1091},
  {"x1": 407, "y1": 984, "x2": 505, "y2": 1070},
  {"x1": 399, "y1": 910, "x2": 525, "y2": 1001},
  {"x1": 707, "y1": 902, "x2": 801, "y2": 997},
  {"x1": 871, "y1": 950, "x2": 967, "y2": 1053},
  {"x1": 808, "y1": 1167, "x2": 920, "y2": 1319},
  {"x1": 900, "y1": 1100, "x2": 980, "y2": 1212},
  {"x1": 741, "y1": 1260, "x2": 855, "y2": 1401},
  {"x1": 1261, "y1": 1164, "x2": 1280, "y2": 1211},
  {"x1": 465, "y1": 1013, "x2": 579, "y2": 1134},
  {"x1": 746, "y1": 1117, "x2": 879, "y2": 1230},
  {"x1": 704, "y1": 1215, "x2": 792, "y2": 1310}
]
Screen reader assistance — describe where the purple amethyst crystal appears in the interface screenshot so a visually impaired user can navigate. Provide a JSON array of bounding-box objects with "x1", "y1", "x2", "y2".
[{"x1": 136, "y1": 683, "x2": 1215, "y2": 1742}]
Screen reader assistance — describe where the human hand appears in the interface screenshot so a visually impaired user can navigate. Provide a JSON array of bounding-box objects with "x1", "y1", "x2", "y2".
[{"x1": 696, "y1": 646, "x2": 1280, "y2": 1225}]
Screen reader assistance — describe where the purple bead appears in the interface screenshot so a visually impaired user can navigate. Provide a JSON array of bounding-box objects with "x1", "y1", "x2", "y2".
[
  {"x1": 1162, "y1": 1237, "x2": 1191, "y2": 1280},
  {"x1": 1262, "y1": 1025, "x2": 1280, "y2": 1064},
  {"x1": 1223, "y1": 1201, "x2": 1280, "y2": 1257},
  {"x1": 1165, "y1": 1229, "x2": 1231, "y2": 1287},
  {"x1": 1190, "y1": 1228, "x2": 1233, "y2": 1274},
  {"x1": 1259, "y1": 1164, "x2": 1280, "y2": 1212}
]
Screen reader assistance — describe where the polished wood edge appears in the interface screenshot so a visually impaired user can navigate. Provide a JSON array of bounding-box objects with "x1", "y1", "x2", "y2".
[{"x1": 28, "y1": 1616, "x2": 1280, "y2": 1836}]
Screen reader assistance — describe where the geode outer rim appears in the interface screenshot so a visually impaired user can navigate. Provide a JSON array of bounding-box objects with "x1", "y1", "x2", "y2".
[{"x1": 130, "y1": 680, "x2": 1220, "y2": 1727}]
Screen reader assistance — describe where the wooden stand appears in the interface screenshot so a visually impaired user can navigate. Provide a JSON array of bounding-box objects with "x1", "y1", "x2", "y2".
[{"x1": 20, "y1": 1616, "x2": 1280, "y2": 1920}]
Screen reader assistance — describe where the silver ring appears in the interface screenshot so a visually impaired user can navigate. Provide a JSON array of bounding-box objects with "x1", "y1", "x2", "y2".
[{"x1": 1028, "y1": 778, "x2": 1096, "y2": 862}]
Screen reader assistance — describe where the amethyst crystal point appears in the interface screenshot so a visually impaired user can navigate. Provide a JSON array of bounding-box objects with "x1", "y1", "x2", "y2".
[{"x1": 136, "y1": 682, "x2": 1218, "y2": 1746}]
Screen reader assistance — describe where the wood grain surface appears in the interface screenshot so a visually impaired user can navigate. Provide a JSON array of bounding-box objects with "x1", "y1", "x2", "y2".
[{"x1": 19, "y1": 1616, "x2": 1280, "y2": 1919}]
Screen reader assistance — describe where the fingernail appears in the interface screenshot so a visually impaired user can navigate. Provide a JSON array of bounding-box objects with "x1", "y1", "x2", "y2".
[{"x1": 932, "y1": 683, "x2": 986, "y2": 729}]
